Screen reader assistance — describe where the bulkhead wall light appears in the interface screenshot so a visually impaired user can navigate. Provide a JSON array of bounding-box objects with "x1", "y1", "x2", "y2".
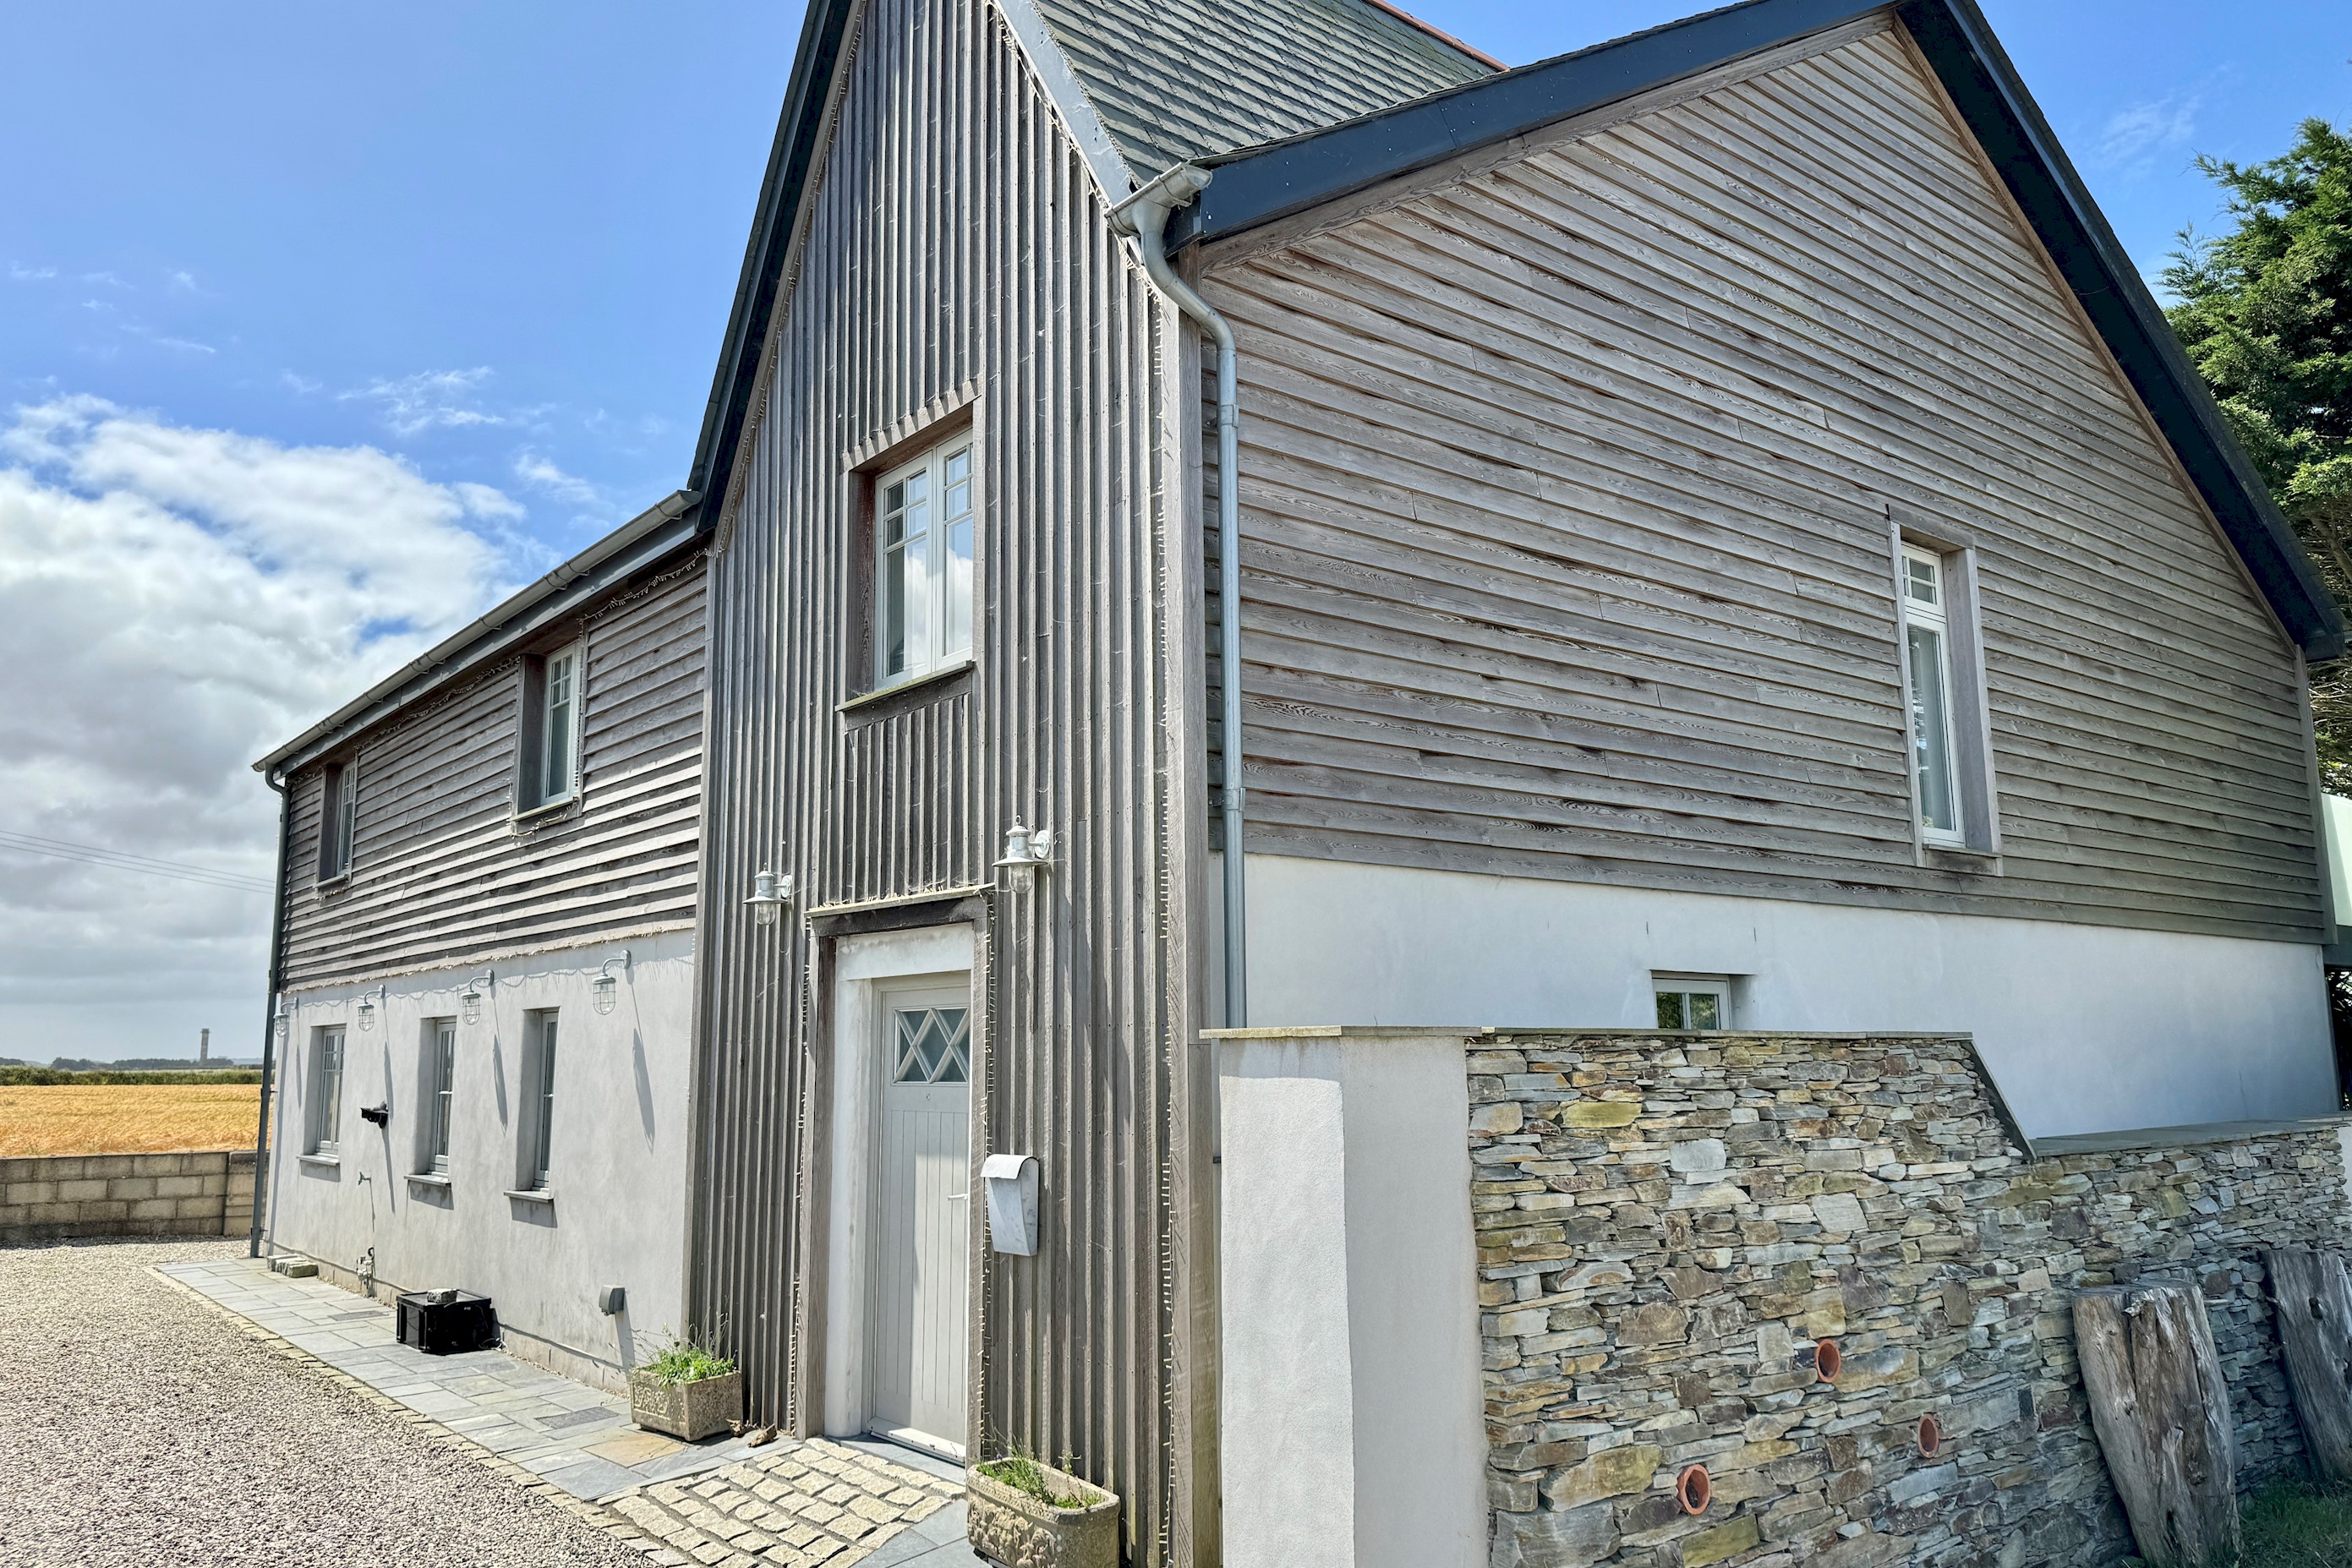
[
  {"x1": 745, "y1": 869, "x2": 794, "y2": 926},
  {"x1": 274, "y1": 997, "x2": 292, "y2": 1042},
  {"x1": 459, "y1": 972, "x2": 495, "y2": 1027},
  {"x1": 995, "y1": 822, "x2": 1057, "y2": 890},
  {"x1": 592, "y1": 950, "x2": 632, "y2": 1016},
  {"x1": 356, "y1": 986, "x2": 385, "y2": 1032}
]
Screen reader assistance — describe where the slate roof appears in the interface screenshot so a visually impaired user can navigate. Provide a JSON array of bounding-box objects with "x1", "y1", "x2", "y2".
[{"x1": 1028, "y1": 0, "x2": 1495, "y2": 182}]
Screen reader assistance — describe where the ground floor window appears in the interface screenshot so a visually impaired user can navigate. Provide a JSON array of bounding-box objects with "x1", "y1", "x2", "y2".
[
  {"x1": 423, "y1": 1018, "x2": 456, "y2": 1173},
  {"x1": 309, "y1": 1026, "x2": 346, "y2": 1155},
  {"x1": 1653, "y1": 975, "x2": 1731, "y2": 1030},
  {"x1": 522, "y1": 1009, "x2": 558, "y2": 1189}
]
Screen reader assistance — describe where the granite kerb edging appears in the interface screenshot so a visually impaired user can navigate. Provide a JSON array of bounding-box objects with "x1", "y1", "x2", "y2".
[{"x1": 1468, "y1": 1029, "x2": 2351, "y2": 1568}]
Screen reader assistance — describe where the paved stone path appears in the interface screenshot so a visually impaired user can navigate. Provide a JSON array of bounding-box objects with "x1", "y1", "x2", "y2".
[{"x1": 161, "y1": 1254, "x2": 980, "y2": 1568}]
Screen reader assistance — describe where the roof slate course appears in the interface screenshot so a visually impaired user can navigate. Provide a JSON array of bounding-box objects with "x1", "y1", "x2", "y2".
[{"x1": 1030, "y1": 0, "x2": 1494, "y2": 182}]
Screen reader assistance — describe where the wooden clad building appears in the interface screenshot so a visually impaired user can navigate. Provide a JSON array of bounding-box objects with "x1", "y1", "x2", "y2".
[{"x1": 254, "y1": 0, "x2": 2348, "y2": 1562}]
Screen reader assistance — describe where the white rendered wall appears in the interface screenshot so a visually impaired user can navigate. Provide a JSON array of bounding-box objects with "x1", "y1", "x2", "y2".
[
  {"x1": 1218, "y1": 1030, "x2": 1487, "y2": 1568},
  {"x1": 1236, "y1": 855, "x2": 2333, "y2": 1139},
  {"x1": 263, "y1": 931, "x2": 694, "y2": 1386}
]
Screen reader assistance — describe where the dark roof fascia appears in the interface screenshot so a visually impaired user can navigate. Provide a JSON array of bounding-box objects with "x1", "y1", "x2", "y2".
[
  {"x1": 1170, "y1": 0, "x2": 2345, "y2": 660},
  {"x1": 685, "y1": 0, "x2": 861, "y2": 523},
  {"x1": 252, "y1": 494, "x2": 703, "y2": 779}
]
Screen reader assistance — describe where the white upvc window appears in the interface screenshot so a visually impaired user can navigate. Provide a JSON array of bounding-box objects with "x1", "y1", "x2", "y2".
[
  {"x1": 1900, "y1": 546, "x2": 1966, "y2": 848},
  {"x1": 1654, "y1": 975, "x2": 1731, "y2": 1030},
  {"x1": 519, "y1": 643, "x2": 584, "y2": 812},
  {"x1": 874, "y1": 439, "x2": 975, "y2": 684},
  {"x1": 523, "y1": 1009, "x2": 558, "y2": 1190},
  {"x1": 319, "y1": 762, "x2": 357, "y2": 880},
  {"x1": 310, "y1": 1025, "x2": 346, "y2": 1156},
  {"x1": 425, "y1": 1019, "x2": 457, "y2": 1174}
]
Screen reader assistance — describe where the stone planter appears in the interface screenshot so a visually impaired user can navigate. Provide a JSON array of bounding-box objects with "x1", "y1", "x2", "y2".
[
  {"x1": 966, "y1": 1460, "x2": 1119, "y2": 1568},
  {"x1": 627, "y1": 1367, "x2": 744, "y2": 1442}
]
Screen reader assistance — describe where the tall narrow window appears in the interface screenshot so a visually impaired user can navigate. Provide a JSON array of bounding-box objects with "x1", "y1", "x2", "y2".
[
  {"x1": 525, "y1": 1010, "x2": 557, "y2": 1189},
  {"x1": 1900, "y1": 547, "x2": 1964, "y2": 847},
  {"x1": 425, "y1": 1019, "x2": 456, "y2": 1174},
  {"x1": 875, "y1": 439, "x2": 975, "y2": 684},
  {"x1": 319, "y1": 763, "x2": 356, "y2": 879},
  {"x1": 517, "y1": 644, "x2": 584, "y2": 812},
  {"x1": 310, "y1": 1025, "x2": 346, "y2": 1156}
]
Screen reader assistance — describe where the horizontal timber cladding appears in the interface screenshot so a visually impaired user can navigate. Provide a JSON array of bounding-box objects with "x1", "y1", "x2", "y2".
[
  {"x1": 687, "y1": 1, "x2": 1209, "y2": 1565},
  {"x1": 1199, "y1": 20, "x2": 2325, "y2": 942},
  {"x1": 275, "y1": 555, "x2": 707, "y2": 989}
]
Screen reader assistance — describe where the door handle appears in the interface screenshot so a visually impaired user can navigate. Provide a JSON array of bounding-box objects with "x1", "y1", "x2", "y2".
[{"x1": 947, "y1": 1194, "x2": 967, "y2": 1202}]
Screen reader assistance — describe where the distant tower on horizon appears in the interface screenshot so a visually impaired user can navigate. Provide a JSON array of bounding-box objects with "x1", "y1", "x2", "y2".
[{"x1": 199, "y1": 1027, "x2": 210, "y2": 1065}]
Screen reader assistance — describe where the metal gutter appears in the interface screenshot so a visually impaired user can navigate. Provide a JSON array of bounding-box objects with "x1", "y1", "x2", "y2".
[
  {"x1": 1160, "y1": 0, "x2": 2344, "y2": 662},
  {"x1": 251, "y1": 489, "x2": 700, "y2": 776},
  {"x1": 1113, "y1": 164, "x2": 1250, "y2": 1028}
]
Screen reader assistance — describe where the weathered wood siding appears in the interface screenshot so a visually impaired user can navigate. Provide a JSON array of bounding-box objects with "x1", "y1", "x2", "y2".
[
  {"x1": 277, "y1": 555, "x2": 707, "y2": 987},
  {"x1": 690, "y1": 1, "x2": 1209, "y2": 1563},
  {"x1": 1196, "y1": 20, "x2": 2324, "y2": 943}
]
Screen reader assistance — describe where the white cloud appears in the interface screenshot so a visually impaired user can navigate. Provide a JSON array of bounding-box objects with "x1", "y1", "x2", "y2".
[
  {"x1": 168, "y1": 270, "x2": 200, "y2": 293},
  {"x1": 2089, "y1": 89, "x2": 2202, "y2": 176},
  {"x1": 341, "y1": 366, "x2": 507, "y2": 436},
  {"x1": 0, "y1": 397, "x2": 515, "y2": 1057},
  {"x1": 8, "y1": 263, "x2": 57, "y2": 282},
  {"x1": 513, "y1": 449, "x2": 602, "y2": 507}
]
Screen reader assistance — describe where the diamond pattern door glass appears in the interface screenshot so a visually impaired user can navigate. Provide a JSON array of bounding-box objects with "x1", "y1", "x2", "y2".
[{"x1": 894, "y1": 1007, "x2": 969, "y2": 1084}]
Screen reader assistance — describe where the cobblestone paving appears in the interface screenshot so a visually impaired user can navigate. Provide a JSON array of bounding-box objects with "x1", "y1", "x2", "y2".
[{"x1": 610, "y1": 1440, "x2": 966, "y2": 1568}]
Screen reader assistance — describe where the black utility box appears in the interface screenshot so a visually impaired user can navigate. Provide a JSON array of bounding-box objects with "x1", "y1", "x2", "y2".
[{"x1": 395, "y1": 1290, "x2": 499, "y2": 1355}]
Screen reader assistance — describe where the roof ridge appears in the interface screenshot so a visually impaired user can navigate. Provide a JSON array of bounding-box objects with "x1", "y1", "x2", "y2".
[{"x1": 1358, "y1": 0, "x2": 1506, "y2": 73}]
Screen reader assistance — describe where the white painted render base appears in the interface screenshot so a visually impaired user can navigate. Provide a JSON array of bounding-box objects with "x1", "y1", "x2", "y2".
[
  {"x1": 261, "y1": 932, "x2": 694, "y2": 1390},
  {"x1": 1226, "y1": 854, "x2": 2335, "y2": 1139},
  {"x1": 1216, "y1": 1029, "x2": 1488, "y2": 1568}
]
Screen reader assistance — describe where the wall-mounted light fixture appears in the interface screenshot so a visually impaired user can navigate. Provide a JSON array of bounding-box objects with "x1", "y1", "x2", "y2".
[
  {"x1": 592, "y1": 950, "x2": 632, "y2": 1015},
  {"x1": 995, "y1": 822, "x2": 1057, "y2": 890},
  {"x1": 356, "y1": 986, "x2": 386, "y2": 1032},
  {"x1": 274, "y1": 997, "x2": 292, "y2": 1043},
  {"x1": 459, "y1": 972, "x2": 495, "y2": 1027},
  {"x1": 745, "y1": 868, "x2": 794, "y2": 926}
]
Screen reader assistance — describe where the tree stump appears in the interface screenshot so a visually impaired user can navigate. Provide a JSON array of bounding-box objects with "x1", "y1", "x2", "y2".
[
  {"x1": 2266, "y1": 1248, "x2": 2352, "y2": 1483},
  {"x1": 2073, "y1": 1284, "x2": 2240, "y2": 1566}
]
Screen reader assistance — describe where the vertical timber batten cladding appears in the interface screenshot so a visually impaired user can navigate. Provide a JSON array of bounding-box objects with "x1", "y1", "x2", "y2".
[
  {"x1": 687, "y1": 1, "x2": 1211, "y2": 1564},
  {"x1": 276, "y1": 557, "x2": 708, "y2": 989},
  {"x1": 1197, "y1": 20, "x2": 2324, "y2": 942}
]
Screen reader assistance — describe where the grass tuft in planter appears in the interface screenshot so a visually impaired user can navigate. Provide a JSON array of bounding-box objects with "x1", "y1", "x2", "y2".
[
  {"x1": 628, "y1": 1330, "x2": 743, "y2": 1442},
  {"x1": 968, "y1": 1452, "x2": 1119, "y2": 1568}
]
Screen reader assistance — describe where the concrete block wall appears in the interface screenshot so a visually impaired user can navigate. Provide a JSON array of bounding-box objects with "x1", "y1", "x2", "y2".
[{"x1": 0, "y1": 1150, "x2": 259, "y2": 1243}]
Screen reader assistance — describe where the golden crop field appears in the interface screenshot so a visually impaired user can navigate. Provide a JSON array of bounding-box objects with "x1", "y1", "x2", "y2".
[{"x1": 0, "y1": 1084, "x2": 262, "y2": 1158}]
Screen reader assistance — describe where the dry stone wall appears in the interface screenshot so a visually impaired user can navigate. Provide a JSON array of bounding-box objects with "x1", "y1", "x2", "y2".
[{"x1": 1470, "y1": 1031, "x2": 2349, "y2": 1568}]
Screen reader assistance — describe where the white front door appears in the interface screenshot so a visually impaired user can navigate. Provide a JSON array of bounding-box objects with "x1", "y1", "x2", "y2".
[{"x1": 865, "y1": 982, "x2": 971, "y2": 1457}]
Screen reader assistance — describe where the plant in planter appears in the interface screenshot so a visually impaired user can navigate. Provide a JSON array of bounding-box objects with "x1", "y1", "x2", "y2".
[
  {"x1": 627, "y1": 1331, "x2": 744, "y2": 1442},
  {"x1": 967, "y1": 1451, "x2": 1119, "y2": 1568}
]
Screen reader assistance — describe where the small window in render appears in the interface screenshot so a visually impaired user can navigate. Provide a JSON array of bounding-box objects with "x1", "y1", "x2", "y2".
[
  {"x1": 874, "y1": 438, "x2": 975, "y2": 686},
  {"x1": 1654, "y1": 976, "x2": 1731, "y2": 1031},
  {"x1": 318, "y1": 763, "x2": 357, "y2": 880},
  {"x1": 1894, "y1": 536, "x2": 1997, "y2": 854},
  {"x1": 522, "y1": 1009, "x2": 558, "y2": 1189},
  {"x1": 424, "y1": 1018, "x2": 457, "y2": 1174},
  {"x1": 517, "y1": 643, "x2": 584, "y2": 812},
  {"x1": 310, "y1": 1025, "x2": 347, "y2": 1156}
]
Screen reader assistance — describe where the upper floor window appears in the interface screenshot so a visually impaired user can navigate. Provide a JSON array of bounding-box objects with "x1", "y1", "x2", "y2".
[
  {"x1": 1895, "y1": 537, "x2": 1996, "y2": 855},
  {"x1": 319, "y1": 763, "x2": 357, "y2": 880},
  {"x1": 875, "y1": 439, "x2": 974, "y2": 685},
  {"x1": 518, "y1": 643, "x2": 584, "y2": 812}
]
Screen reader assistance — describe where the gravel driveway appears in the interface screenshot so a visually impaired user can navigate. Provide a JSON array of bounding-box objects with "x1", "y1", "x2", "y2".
[{"x1": 0, "y1": 1237, "x2": 648, "y2": 1568}]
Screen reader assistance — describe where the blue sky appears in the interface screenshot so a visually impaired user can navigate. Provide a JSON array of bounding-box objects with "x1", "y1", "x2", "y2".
[
  {"x1": 4, "y1": 2, "x2": 2346, "y2": 565},
  {"x1": 0, "y1": 0, "x2": 2345, "y2": 1060}
]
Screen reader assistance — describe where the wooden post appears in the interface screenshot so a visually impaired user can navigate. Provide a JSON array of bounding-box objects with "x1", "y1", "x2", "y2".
[
  {"x1": 2073, "y1": 1284, "x2": 2240, "y2": 1567},
  {"x1": 2266, "y1": 1248, "x2": 2352, "y2": 1483}
]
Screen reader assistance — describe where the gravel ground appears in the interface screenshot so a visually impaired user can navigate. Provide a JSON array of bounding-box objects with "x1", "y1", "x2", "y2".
[{"x1": 0, "y1": 1237, "x2": 647, "y2": 1568}]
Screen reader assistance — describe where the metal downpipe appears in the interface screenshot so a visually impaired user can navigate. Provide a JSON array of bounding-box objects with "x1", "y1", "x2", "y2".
[
  {"x1": 1113, "y1": 164, "x2": 1246, "y2": 1026},
  {"x1": 248, "y1": 770, "x2": 292, "y2": 1257}
]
